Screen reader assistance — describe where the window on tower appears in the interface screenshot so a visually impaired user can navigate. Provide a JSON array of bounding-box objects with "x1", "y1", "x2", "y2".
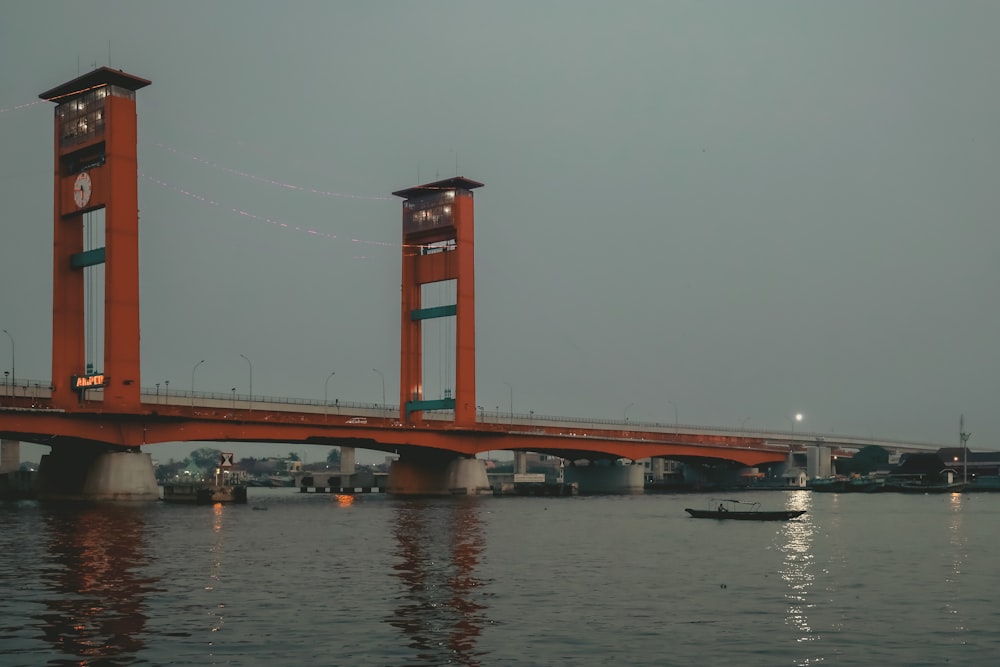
[
  {"x1": 403, "y1": 189, "x2": 470, "y2": 235},
  {"x1": 56, "y1": 85, "x2": 134, "y2": 149}
]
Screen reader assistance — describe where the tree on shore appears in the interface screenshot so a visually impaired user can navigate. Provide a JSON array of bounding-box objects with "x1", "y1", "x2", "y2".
[
  {"x1": 190, "y1": 447, "x2": 223, "y2": 470},
  {"x1": 847, "y1": 445, "x2": 890, "y2": 475}
]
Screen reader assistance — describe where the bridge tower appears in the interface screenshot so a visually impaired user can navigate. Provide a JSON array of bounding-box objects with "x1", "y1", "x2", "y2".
[
  {"x1": 39, "y1": 68, "x2": 150, "y2": 411},
  {"x1": 393, "y1": 177, "x2": 484, "y2": 426}
]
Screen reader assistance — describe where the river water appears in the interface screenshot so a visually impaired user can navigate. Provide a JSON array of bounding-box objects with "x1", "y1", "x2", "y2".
[{"x1": 2, "y1": 489, "x2": 999, "y2": 666}]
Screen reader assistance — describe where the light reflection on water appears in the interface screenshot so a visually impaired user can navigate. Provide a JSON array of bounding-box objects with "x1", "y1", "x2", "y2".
[
  {"x1": 206, "y1": 503, "x2": 227, "y2": 637},
  {"x1": 947, "y1": 493, "x2": 966, "y2": 580},
  {"x1": 388, "y1": 498, "x2": 489, "y2": 667},
  {"x1": 945, "y1": 493, "x2": 968, "y2": 634},
  {"x1": 3, "y1": 490, "x2": 1000, "y2": 665},
  {"x1": 33, "y1": 503, "x2": 158, "y2": 666},
  {"x1": 779, "y1": 492, "x2": 816, "y2": 646}
]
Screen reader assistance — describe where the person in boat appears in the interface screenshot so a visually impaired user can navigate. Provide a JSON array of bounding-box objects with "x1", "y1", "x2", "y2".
[{"x1": 717, "y1": 503, "x2": 727, "y2": 512}]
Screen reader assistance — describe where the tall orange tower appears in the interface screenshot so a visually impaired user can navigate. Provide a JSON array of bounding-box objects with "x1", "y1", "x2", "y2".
[
  {"x1": 393, "y1": 177, "x2": 483, "y2": 426},
  {"x1": 39, "y1": 68, "x2": 150, "y2": 411}
]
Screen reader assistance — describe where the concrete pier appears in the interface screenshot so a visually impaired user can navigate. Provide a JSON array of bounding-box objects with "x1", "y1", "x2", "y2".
[
  {"x1": 564, "y1": 461, "x2": 645, "y2": 494},
  {"x1": 1, "y1": 439, "x2": 20, "y2": 473},
  {"x1": 806, "y1": 442, "x2": 834, "y2": 479},
  {"x1": 514, "y1": 450, "x2": 528, "y2": 475},
  {"x1": 36, "y1": 445, "x2": 159, "y2": 501},
  {"x1": 387, "y1": 454, "x2": 491, "y2": 496}
]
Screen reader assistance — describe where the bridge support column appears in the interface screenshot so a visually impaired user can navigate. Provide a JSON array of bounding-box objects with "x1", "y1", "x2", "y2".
[
  {"x1": 387, "y1": 453, "x2": 491, "y2": 496},
  {"x1": 36, "y1": 445, "x2": 158, "y2": 501},
  {"x1": 514, "y1": 450, "x2": 528, "y2": 475},
  {"x1": 338, "y1": 446, "x2": 357, "y2": 489},
  {"x1": 340, "y1": 446, "x2": 356, "y2": 474},
  {"x1": 564, "y1": 461, "x2": 644, "y2": 494},
  {"x1": 806, "y1": 443, "x2": 833, "y2": 479},
  {"x1": 650, "y1": 457, "x2": 666, "y2": 482},
  {"x1": 1, "y1": 439, "x2": 20, "y2": 473}
]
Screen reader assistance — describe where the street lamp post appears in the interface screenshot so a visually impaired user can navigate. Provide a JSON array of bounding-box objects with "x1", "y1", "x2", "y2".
[
  {"x1": 231, "y1": 387, "x2": 236, "y2": 409},
  {"x1": 324, "y1": 371, "x2": 336, "y2": 421},
  {"x1": 666, "y1": 400, "x2": 678, "y2": 428},
  {"x1": 156, "y1": 382, "x2": 160, "y2": 400},
  {"x1": 624, "y1": 402, "x2": 635, "y2": 422},
  {"x1": 960, "y1": 414, "x2": 971, "y2": 484},
  {"x1": 789, "y1": 412, "x2": 803, "y2": 439},
  {"x1": 164, "y1": 379, "x2": 169, "y2": 403},
  {"x1": 240, "y1": 353, "x2": 253, "y2": 411},
  {"x1": 191, "y1": 359, "x2": 205, "y2": 407},
  {"x1": 2, "y1": 329, "x2": 13, "y2": 394},
  {"x1": 372, "y1": 368, "x2": 385, "y2": 411},
  {"x1": 504, "y1": 381, "x2": 513, "y2": 425}
]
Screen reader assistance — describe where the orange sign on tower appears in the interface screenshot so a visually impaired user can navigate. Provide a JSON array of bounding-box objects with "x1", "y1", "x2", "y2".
[
  {"x1": 40, "y1": 68, "x2": 150, "y2": 411},
  {"x1": 393, "y1": 177, "x2": 483, "y2": 426}
]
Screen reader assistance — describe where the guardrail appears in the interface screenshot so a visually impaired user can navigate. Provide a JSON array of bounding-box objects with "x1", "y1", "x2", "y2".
[{"x1": 1, "y1": 377, "x2": 951, "y2": 450}]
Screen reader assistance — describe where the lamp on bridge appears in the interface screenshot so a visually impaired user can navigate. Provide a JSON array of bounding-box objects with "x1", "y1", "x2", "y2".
[
  {"x1": 504, "y1": 381, "x2": 513, "y2": 425},
  {"x1": 372, "y1": 368, "x2": 385, "y2": 412},
  {"x1": 191, "y1": 359, "x2": 205, "y2": 407},
  {"x1": 2, "y1": 328, "x2": 12, "y2": 391},
  {"x1": 666, "y1": 400, "x2": 678, "y2": 428},
  {"x1": 624, "y1": 402, "x2": 635, "y2": 422},
  {"x1": 324, "y1": 371, "x2": 336, "y2": 421},
  {"x1": 240, "y1": 353, "x2": 253, "y2": 412},
  {"x1": 789, "y1": 412, "x2": 803, "y2": 437}
]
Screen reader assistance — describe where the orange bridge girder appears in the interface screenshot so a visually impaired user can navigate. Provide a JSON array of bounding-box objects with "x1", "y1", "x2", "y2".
[{"x1": 0, "y1": 405, "x2": 792, "y2": 466}]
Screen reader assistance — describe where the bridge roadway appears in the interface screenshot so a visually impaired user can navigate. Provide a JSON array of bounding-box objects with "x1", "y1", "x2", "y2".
[{"x1": 0, "y1": 380, "x2": 951, "y2": 466}]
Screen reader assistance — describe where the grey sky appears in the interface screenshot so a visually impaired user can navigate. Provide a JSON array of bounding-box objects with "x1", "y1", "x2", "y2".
[{"x1": 2, "y1": 1, "x2": 998, "y2": 464}]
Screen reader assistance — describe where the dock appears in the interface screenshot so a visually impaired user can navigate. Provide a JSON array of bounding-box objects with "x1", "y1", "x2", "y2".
[
  {"x1": 162, "y1": 483, "x2": 247, "y2": 505},
  {"x1": 491, "y1": 473, "x2": 579, "y2": 496},
  {"x1": 294, "y1": 470, "x2": 386, "y2": 494}
]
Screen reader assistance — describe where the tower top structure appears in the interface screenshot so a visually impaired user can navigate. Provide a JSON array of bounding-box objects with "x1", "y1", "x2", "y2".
[
  {"x1": 39, "y1": 67, "x2": 150, "y2": 102},
  {"x1": 392, "y1": 176, "x2": 484, "y2": 200}
]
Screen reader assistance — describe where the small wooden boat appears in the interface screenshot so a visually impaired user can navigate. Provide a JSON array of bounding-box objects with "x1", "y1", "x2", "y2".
[
  {"x1": 809, "y1": 476, "x2": 848, "y2": 493},
  {"x1": 810, "y1": 475, "x2": 885, "y2": 493},
  {"x1": 685, "y1": 499, "x2": 805, "y2": 521},
  {"x1": 883, "y1": 480, "x2": 967, "y2": 494},
  {"x1": 883, "y1": 468, "x2": 967, "y2": 494}
]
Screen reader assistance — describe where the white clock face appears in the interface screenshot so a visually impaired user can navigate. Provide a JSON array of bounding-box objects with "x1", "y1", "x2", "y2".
[{"x1": 73, "y1": 171, "x2": 92, "y2": 208}]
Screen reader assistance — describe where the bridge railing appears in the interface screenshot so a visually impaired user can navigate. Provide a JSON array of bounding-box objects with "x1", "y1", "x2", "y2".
[
  {"x1": 207, "y1": 388, "x2": 949, "y2": 449},
  {"x1": 2, "y1": 379, "x2": 947, "y2": 450},
  {"x1": 0, "y1": 378, "x2": 53, "y2": 400},
  {"x1": 147, "y1": 387, "x2": 384, "y2": 410}
]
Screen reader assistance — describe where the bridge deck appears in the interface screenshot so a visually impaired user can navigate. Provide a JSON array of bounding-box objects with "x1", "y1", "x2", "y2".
[{"x1": 1, "y1": 379, "x2": 952, "y2": 463}]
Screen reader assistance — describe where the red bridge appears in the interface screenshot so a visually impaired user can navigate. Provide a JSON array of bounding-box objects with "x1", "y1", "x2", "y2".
[{"x1": 0, "y1": 68, "x2": 940, "y2": 498}]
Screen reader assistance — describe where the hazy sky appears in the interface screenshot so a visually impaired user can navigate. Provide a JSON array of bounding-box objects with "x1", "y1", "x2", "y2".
[{"x1": 2, "y1": 2, "x2": 998, "y2": 464}]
